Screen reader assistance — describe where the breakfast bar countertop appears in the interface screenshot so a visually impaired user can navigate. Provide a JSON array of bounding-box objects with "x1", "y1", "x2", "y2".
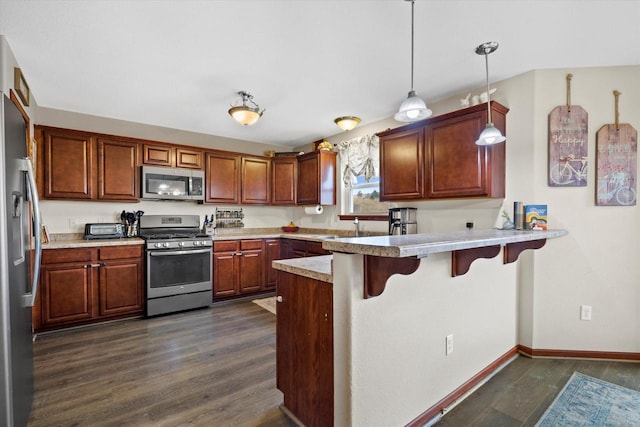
[
  {"x1": 272, "y1": 255, "x2": 333, "y2": 283},
  {"x1": 322, "y1": 228, "x2": 569, "y2": 258}
]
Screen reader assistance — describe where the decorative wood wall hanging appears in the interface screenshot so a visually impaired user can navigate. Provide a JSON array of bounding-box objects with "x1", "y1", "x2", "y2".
[
  {"x1": 548, "y1": 74, "x2": 589, "y2": 186},
  {"x1": 595, "y1": 90, "x2": 637, "y2": 206}
]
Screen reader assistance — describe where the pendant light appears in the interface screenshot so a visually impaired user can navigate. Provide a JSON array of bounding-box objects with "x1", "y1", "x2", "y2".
[
  {"x1": 475, "y1": 42, "x2": 505, "y2": 145},
  {"x1": 228, "y1": 91, "x2": 264, "y2": 126},
  {"x1": 394, "y1": 0, "x2": 432, "y2": 123}
]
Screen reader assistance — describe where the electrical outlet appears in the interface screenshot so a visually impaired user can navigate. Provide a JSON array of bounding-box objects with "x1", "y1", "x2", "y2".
[
  {"x1": 580, "y1": 305, "x2": 592, "y2": 321},
  {"x1": 445, "y1": 334, "x2": 454, "y2": 355}
]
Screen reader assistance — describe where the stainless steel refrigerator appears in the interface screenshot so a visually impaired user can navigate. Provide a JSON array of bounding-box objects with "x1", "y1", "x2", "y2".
[{"x1": 0, "y1": 92, "x2": 42, "y2": 426}]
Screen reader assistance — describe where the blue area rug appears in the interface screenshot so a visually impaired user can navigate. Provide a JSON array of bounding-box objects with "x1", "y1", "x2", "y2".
[{"x1": 536, "y1": 371, "x2": 640, "y2": 427}]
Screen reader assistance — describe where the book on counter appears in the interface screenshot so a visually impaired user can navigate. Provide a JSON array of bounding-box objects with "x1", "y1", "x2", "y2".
[{"x1": 525, "y1": 204, "x2": 547, "y2": 230}]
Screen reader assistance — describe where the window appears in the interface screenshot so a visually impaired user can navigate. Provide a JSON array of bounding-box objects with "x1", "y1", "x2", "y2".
[
  {"x1": 337, "y1": 135, "x2": 390, "y2": 217},
  {"x1": 348, "y1": 175, "x2": 389, "y2": 214}
]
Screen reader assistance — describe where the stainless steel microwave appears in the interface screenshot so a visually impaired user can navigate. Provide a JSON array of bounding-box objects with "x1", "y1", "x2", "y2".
[{"x1": 141, "y1": 166, "x2": 205, "y2": 201}]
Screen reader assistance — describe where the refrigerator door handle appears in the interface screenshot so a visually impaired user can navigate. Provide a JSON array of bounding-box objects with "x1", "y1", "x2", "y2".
[{"x1": 20, "y1": 157, "x2": 42, "y2": 308}]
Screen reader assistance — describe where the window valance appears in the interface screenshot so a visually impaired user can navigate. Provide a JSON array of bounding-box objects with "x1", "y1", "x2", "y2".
[{"x1": 336, "y1": 134, "x2": 379, "y2": 188}]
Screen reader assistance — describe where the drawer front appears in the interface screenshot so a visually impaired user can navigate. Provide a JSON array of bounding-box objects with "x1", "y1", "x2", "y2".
[
  {"x1": 290, "y1": 240, "x2": 307, "y2": 252},
  {"x1": 99, "y1": 245, "x2": 143, "y2": 260},
  {"x1": 214, "y1": 240, "x2": 239, "y2": 252},
  {"x1": 42, "y1": 248, "x2": 93, "y2": 264},
  {"x1": 240, "y1": 239, "x2": 263, "y2": 250},
  {"x1": 306, "y1": 241, "x2": 328, "y2": 255}
]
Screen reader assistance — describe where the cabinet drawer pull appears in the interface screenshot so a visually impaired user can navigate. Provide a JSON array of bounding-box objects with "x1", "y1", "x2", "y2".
[
  {"x1": 84, "y1": 263, "x2": 102, "y2": 268},
  {"x1": 276, "y1": 296, "x2": 283, "y2": 303}
]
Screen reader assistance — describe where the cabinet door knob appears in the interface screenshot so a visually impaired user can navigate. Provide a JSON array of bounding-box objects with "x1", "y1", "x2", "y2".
[{"x1": 276, "y1": 296, "x2": 283, "y2": 303}]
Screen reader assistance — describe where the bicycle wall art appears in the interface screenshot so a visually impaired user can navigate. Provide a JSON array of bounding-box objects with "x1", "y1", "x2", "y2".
[
  {"x1": 548, "y1": 74, "x2": 589, "y2": 187},
  {"x1": 595, "y1": 90, "x2": 637, "y2": 207},
  {"x1": 595, "y1": 124, "x2": 637, "y2": 206}
]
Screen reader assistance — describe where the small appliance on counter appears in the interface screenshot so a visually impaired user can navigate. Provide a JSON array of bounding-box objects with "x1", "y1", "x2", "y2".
[
  {"x1": 84, "y1": 223, "x2": 125, "y2": 239},
  {"x1": 389, "y1": 207, "x2": 417, "y2": 235},
  {"x1": 120, "y1": 210, "x2": 144, "y2": 237}
]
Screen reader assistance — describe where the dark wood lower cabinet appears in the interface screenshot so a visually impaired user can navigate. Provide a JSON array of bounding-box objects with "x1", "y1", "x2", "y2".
[
  {"x1": 281, "y1": 238, "x2": 331, "y2": 258},
  {"x1": 277, "y1": 271, "x2": 333, "y2": 427},
  {"x1": 265, "y1": 239, "x2": 281, "y2": 290},
  {"x1": 36, "y1": 245, "x2": 143, "y2": 332},
  {"x1": 212, "y1": 239, "x2": 266, "y2": 299},
  {"x1": 98, "y1": 257, "x2": 144, "y2": 316}
]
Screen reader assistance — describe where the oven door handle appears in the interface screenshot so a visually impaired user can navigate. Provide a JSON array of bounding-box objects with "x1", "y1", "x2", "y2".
[{"x1": 149, "y1": 249, "x2": 212, "y2": 256}]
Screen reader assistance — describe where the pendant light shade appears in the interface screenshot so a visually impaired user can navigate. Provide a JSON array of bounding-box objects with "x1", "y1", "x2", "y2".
[
  {"x1": 475, "y1": 41, "x2": 505, "y2": 145},
  {"x1": 228, "y1": 91, "x2": 264, "y2": 126},
  {"x1": 395, "y1": 90, "x2": 432, "y2": 122},
  {"x1": 476, "y1": 125, "x2": 506, "y2": 146},
  {"x1": 395, "y1": 0, "x2": 432, "y2": 123}
]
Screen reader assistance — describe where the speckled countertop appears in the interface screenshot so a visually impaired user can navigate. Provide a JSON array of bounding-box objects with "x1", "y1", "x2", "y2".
[
  {"x1": 272, "y1": 255, "x2": 333, "y2": 283},
  {"x1": 43, "y1": 234, "x2": 144, "y2": 249},
  {"x1": 322, "y1": 229, "x2": 568, "y2": 258},
  {"x1": 43, "y1": 227, "x2": 361, "y2": 249}
]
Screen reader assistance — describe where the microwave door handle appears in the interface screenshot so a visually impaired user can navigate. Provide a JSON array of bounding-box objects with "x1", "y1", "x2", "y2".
[
  {"x1": 20, "y1": 158, "x2": 42, "y2": 308},
  {"x1": 149, "y1": 249, "x2": 211, "y2": 256}
]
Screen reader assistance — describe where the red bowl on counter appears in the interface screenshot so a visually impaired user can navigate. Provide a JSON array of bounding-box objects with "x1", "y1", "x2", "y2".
[{"x1": 281, "y1": 226, "x2": 299, "y2": 232}]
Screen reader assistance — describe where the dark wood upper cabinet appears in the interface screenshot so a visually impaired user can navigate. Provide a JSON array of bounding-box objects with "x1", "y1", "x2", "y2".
[
  {"x1": 271, "y1": 156, "x2": 297, "y2": 205},
  {"x1": 39, "y1": 126, "x2": 140, "y2": 202},
  {"x1": 97, "y1": 137, "x2": 139, "y2": 201},
  {"x1": 143, "y1": 143, "x2": 203, "y2": 169},
  {"x1": 379, "y1": 127, "x2": 426, "y2": 201},
  {"x1": 379, "y1": 102, "x2": 508, "y2": 202},
  {"x1": 297, "y1": 150, "x2": 336, "y2": 206},
  {"x1": 205, "y1": 151, "x2": 240, "y2": 204},
  {"x1": 142, "y1": 143, "x2": 174, "y2": 167},
  {"x1": 42, "y1": 127, "x2": 95, "y2": 200},
  {"x1": 241, "y1": 156, "x2": 271, "y2": 205},
  {"x1": 176, "y1": 147, "x2": 203, "y2": 169}
]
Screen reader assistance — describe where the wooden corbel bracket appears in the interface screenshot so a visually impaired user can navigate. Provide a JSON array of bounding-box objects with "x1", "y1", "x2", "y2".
[
  {"x1": 364, "y1": 255, "x2": 421, "y2": 299},
  {"x1": 503, "y1": 239, "x2": 547, "y2": 264},
  {"x1": 451, "y1": 245, "x2": 501, "y2": 277}
]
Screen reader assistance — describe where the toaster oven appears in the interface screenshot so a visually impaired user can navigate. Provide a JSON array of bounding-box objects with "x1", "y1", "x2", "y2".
[{"x1": 84, "y1": 223, "x2": 125, "y2": 239}]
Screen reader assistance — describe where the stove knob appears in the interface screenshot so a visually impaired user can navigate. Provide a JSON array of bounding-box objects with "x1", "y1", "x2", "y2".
[
  {"x1": 163, "y1": 242, "x2": 170, "y2": 248},
  {"x1": 155, "y1": 243, "x2": 162, "y2": 248},
  {"x1": 178, "y1": 242, "x2": 185, "y2": 247},
  {"x1": 193, "y1": 241, "x2": 199, "y2": 247}
]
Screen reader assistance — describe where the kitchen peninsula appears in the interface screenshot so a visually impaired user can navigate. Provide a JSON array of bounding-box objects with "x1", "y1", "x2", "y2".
[{"x1": 272, "y1": 228, "x2": 567, "y2": 427}]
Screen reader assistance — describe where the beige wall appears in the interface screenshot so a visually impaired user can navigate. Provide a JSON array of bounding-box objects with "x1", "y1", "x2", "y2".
[
  {"x1": 1, "y1": 36, "x2": 37, "y2": 131},
  {"x1": 527, "y1": 66, "x2": 639, "y2": 352}
]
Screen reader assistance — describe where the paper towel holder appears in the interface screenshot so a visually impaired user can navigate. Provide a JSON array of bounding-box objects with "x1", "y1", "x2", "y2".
[{"x1": 304, "y1": 204, "x2": 324, "y2": 215}]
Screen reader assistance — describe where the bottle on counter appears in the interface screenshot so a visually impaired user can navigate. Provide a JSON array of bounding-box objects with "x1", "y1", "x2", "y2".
[{"x1": 514, "y1": 202, "x2": 525, "y2": 230}]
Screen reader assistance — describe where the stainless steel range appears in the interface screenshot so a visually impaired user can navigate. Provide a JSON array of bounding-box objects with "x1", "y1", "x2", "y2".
[{"x1": 139, "y1": 214, "x2": 212, "y2": 316}]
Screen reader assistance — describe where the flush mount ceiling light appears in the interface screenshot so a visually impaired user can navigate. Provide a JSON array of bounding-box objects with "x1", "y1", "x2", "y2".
[
  {"x1": 334, "y1": 116, "x2": 361, "y2": 131},
  {"x1": 394, "y1": 0, "x2": 432, "y2": 123},
  {"x1": 475, "y1": 42, "x2": 506, "y2": 145},
  {"x1": 228, "y1": 91, "x2": 264, "y2": 126}
]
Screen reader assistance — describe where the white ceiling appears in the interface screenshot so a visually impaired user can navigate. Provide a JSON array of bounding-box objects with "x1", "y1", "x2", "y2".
[{"x1": 1, "y1": 0, "x2": 639, "y2": 148}]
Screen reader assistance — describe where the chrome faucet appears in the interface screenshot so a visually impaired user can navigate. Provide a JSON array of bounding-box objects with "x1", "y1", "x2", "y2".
[{"x1": 354, "y1": 217, "x2": 360, "y2": 237}]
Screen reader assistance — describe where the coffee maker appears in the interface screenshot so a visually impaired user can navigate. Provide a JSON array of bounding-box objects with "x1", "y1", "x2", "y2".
[{"x1": 388, "y1": 207, "x2": 417, "y2": 235}]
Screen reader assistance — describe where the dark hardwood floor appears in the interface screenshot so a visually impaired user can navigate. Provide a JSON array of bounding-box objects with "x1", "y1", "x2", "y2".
[
  {"x1": 29, "y1": 299, "x2": 640, "y2": 427},
  {"x1": 436, "y1": 355, "x2": 640, "y2": 426},
  {"x1": 28, "y1": 299, "x2": 296, "y2": 427}
]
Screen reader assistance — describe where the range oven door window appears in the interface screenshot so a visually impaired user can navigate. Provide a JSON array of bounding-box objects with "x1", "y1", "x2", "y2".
[{"x1": 147, "y1": 249, "x2": 212, "y2": 298}]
